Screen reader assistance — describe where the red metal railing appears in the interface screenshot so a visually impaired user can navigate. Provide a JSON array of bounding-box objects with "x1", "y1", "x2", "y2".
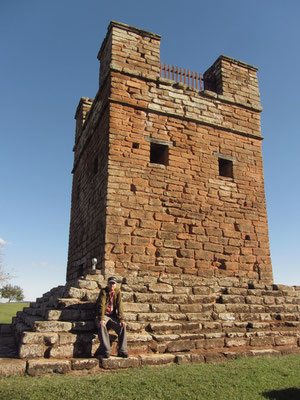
[{"x1": 160, "y1": 63, "x2": 203, "y2": 91}]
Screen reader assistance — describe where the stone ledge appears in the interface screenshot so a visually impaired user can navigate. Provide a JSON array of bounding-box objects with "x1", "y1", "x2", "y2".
[
  {"x1": 0, "y1": 358, "x2": 26, "y2": 377},
  {"x1": 71, "y1": 358, "x2": 99, "y2": 370},
  {"x1": 108, "y1": 21, "x2": 161, "y2": 41},
  {"x1": 140, "y1": 353, "x2": 175, "y2": 366},
  {"x1": 27, "y1": 359, "x2": 71, "y2": 376},
  {"x1": 109, "y1": 96, "x2": 263, "y2": 141},
  {"x1": 101, "y1": 356, "x2": 140, "y2": 369},
  {"x1": 248, "y1": 349, "x2": 280, "y2": 357},
  {"x1": 204, "y1": 352, "x2": 227, "y2": 363},
  {"x1": 1, "y1": 350, "x2": 300, "y2": 376},
  {"x1": 108, "y1": 65, "x2": 263, "y2": 114}
]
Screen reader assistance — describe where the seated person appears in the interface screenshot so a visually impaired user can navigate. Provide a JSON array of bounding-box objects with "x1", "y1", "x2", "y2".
[{"x1": 95, "y1": 276, "x2": 128, "y2": 358}]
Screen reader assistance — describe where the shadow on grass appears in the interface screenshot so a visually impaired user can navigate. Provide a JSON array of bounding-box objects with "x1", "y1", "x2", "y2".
[{"x1": 263, "y1": 388, "x2": 300, "y2": 400}]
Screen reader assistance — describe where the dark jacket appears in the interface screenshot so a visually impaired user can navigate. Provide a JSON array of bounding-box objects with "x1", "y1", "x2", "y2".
[{"x1": 95, "y1": 287, "x2": 125, "y2": 322}]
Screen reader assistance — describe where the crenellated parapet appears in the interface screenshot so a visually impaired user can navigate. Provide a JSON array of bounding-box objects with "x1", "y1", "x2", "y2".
[{"x1": 97, "y1": 21, "x2": 161, "y2": 87}]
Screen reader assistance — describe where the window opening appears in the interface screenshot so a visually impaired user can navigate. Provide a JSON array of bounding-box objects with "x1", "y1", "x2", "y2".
[
  {"x1": 219, "y1": 158, "x2": 233, "y2": 178},
  {"x1": 150, "y1": 142, "x2": 169, "y2": 166}
]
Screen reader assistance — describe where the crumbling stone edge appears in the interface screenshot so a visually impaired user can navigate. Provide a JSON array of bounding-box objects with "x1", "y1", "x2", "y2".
[{"x1": 1, "y1": 349, "x2": 300, "y2": 377}]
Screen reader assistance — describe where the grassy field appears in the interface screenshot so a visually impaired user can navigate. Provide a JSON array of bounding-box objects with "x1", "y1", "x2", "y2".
[
  {"x1": 0, "y1": 302, "x2": 29, "y2": 324},
  {"x1": 0, "y1": 355, "x2": 300, "y2": 400}
]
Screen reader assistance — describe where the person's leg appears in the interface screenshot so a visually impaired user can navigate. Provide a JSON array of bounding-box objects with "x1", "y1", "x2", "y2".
[
  {"x1": 96, "y1": 315, "x2": 111, "y2": 357},
  {"x1": 109, "y1": 317, "x2": 128, "y2": 355},
  {"x1": 118, "y1": 324, "x2": 127, "y2": 355}
]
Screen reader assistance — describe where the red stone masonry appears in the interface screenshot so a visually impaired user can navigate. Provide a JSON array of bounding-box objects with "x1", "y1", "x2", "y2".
[{"x1": 67, "y1": 21, "x2": 272, "y2": 283}]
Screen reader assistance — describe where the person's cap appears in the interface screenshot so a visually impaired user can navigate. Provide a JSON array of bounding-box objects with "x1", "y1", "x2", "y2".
[{"x1": 107, "y1": 276, "x2": 117, "y2": 284}]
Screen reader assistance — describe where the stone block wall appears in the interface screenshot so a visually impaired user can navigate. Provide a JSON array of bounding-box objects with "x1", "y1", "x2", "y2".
[
  {"x1": 12, "y1": 270, "x2": 300, "y2": 363},
  {"x1": 97, "y1": 21, "x2": 161, "y2": 87},
  {"x1": 203, "y1": 56, "x2": 261, "y2": 109},
  {"x1": 67, "y1": 84, "x2": 110, "y2": 280}
]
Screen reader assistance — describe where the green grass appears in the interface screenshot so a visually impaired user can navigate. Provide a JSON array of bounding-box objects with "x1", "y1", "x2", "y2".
[
  {"x1": 0, "y1": 302, "x2": 29, "y2": 324},
  {"x1": 0, "y1": 355, "x2": 300, "y2": 400}
]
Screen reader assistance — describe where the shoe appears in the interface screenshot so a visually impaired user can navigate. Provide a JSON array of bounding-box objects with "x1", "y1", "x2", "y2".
[
  {"x1": 102, "y1": 353, "x2": 110, "y2": 359},
  {"x1": 118, "y1": 352, "x2": 129, "y2": 358}
]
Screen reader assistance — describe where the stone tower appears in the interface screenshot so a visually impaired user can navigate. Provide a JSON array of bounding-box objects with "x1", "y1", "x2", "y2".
[
  {"x1": 10, "y1": 22, "x2": 300, "y2": 374},
  {"x1": 67, "y1": 21, "x2": 272, "y2": 283}
]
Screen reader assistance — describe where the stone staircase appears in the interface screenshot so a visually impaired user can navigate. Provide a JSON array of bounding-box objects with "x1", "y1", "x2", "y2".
[{"x1": 10, "y1": 270, "x2": 300, "y2": 367}]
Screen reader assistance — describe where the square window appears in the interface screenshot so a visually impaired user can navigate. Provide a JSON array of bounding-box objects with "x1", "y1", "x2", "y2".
[
  {"x1": 219, "y1": 158, "x2": 233, "y2": 178},
  {"x1": 150, "y1": 142, "x2": 169, "y2": 166}
]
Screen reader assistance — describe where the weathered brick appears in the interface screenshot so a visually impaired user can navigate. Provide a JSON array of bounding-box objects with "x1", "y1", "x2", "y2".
[
  {"x1": 275, "y1": 336, "x2": 298, "y2": 346},
  {"x1": 50, "y1": 344, "x2": 74, "y2": 359},
  {"x1": 71, "y1": 359, "x2": 99, "y2": 370},
  {"x1": 225, "y1": 338, "x2": 248, "y2": 347},
  {"x1": 167, "y1": 339, "x2": 195, "y2": 352},
  {"x1": 250, "y1": 337, "x2": 274, "y2": 347},
  {"x1": 138, "y1": 313, "x2": 169, "y2": 322},
  {"x1": 140, "y1": 354, "x2": 175, "y2": 365},
  {"x1": 180, "y1": 304, "x2": 203, "y2": 313},
  {"x1": 175, "y1": 258, "x2": 195, "y2": 268},
  {"x1": 0, "y1": 359, "x2": 26, "y2": 377},
  {"x1": 123, "y1": 303, "x2": 150, "y2": 312},
  {"x1": 27, "y1": 359, "x2": 71, "y2": 376},
  {"x1": 151, "y1": 303, "x2": 179, "y2": 313},
  {"x1": 148, "y1": 283, "x2": 173, "y2": 293},
  {"x1": 19, "y1": 344, "x2": 45, "y2": 359}
]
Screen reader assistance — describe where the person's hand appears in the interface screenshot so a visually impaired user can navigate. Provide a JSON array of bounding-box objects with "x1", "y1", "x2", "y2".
[
  {"x1": 120, "y1": 321, "x2": 126, "y2": 327},
  {"x1": 100, "y1": 320, "x2": 106, "y2": 328}
]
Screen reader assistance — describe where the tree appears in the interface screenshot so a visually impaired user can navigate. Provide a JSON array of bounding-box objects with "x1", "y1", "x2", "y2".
[
  {"x1": 0, "y1": 245, "x2": 10, "y2": 285},
  {"x1": 0, "y1": 284, "x2": 24, "y2": 302},
  {"x1": 0, "y1": 264, "x2": 10, "y2": 285}
]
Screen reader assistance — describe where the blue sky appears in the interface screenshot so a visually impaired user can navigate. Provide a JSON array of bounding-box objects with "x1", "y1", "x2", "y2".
[{"x1": 0, "y1": 0, "x2": 299, "y2": 301}]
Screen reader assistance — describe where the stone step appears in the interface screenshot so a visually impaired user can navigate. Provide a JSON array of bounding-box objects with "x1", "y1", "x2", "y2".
[
  {"x1": 21, "y1": 327, "x2": 299, "y2": 358},
  {"x1": 54, "y1": 298, "x2": 95, "y2": 309},
  {"x1": 12, "y1": 319, "x2": 32, "y2": 335},
  {"x1": 19, "y1": 330, "x2": 152, "y2": 346},
  {"x1": 4, "y1": 347, "x2": 300, "y2": 377},
  {"x1": 17, "y1": 327, "x2": 300, "y2": 360},
  {"x1": 18, "y1": 329, "x2": 154, "y2": 359},
  {"x1": 34, "y1": 321, "x2": 73, "y2": 332},
  {"x1": 44, "y1": 309, "x2": 95, "y2": 322},
  {"x1": 0, "y1": 358, "x2": 27, "y2": 377},
  {"x1": 148, "y1": 321, "x2": 200, "y2": 334},
  {"x1": 7, "y1": 272, "x2": 300, "y2": 368},
  {"x1": 21, "y1": 314, "x2": 45, "y2": 329},
  {"x1": 0, "y1": 324, "x2": 13, "y2": 334}
]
